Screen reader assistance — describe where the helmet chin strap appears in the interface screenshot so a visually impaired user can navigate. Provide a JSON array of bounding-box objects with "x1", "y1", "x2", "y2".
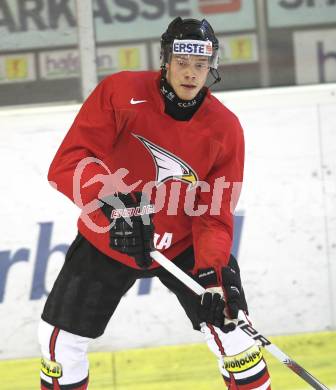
[
  {"x1": 160, "y1": 66, "x2": 168, "y2": 81},
  {"x1": 208, "y1": 68, "x2": 221, "y2": 87}
]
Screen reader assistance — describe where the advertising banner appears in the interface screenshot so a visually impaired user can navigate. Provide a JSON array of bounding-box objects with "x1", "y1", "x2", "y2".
[
  {"x1": 218, "y1": 33, "x2": 258, "y2": 64},
  {"x1": 0, "y1": 0, "x2": 256, "y2": 51},
  {"x1": 39, "y1": 44, "x2": 148, "y2": 79},
  {"x1": 0, "y1": 53, "x2": 36, "y2": 83},
  {"x1": 95, "y1": 0, "x2": 256, "y2": 43},
  {"x1": 268, "y1": 0, "x2": 336, "y2": 28},
  {"x1": 294, "y1": 28, "x2": 336, "y2": 84}
]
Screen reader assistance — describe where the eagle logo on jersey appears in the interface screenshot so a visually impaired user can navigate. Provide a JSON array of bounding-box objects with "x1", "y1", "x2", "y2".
[{"x1": 133, "y1": 134, "x2": 198, "y2": 188}]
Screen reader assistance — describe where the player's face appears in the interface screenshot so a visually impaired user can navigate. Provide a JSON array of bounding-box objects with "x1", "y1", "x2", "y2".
[{"x1": 166, "y1": 55, "x2": 209, "y2": 100}]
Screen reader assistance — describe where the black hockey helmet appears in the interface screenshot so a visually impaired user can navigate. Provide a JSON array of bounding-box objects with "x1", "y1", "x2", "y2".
[{"x1": 160, "y1": 17, "x2": 219, "y2": 70}]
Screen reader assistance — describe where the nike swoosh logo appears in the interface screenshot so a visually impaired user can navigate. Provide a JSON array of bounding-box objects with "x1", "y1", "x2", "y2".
[{"x1": 130, "y1": 98, "x2": 147, "y2": 105}]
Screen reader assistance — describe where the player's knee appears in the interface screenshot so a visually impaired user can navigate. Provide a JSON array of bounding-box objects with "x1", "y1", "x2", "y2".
[
  {"x1": 60, "y1": 326, "x2": 89, "y2": 352},
  {"x1": 200, "y1": 323, "x2": 271, "y2": 389},
  {"x1": 38, "y1": 319, "x2": 91, "y2": 387},
  {"x1": 38, "y1": 319, "x2": 90, "y2": 358}
]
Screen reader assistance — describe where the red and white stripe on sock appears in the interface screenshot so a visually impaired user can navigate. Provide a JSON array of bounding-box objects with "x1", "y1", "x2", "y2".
[{"x1": 38, "y1": 320, "x2": 90, "y2": 390}]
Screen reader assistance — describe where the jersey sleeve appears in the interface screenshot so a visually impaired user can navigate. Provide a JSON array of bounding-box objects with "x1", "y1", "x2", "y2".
[
  {"x1": 191, "y1": 116, "x2": 245, "y2": 276},
  {"x1": 48, "y1": 76, "x2": 118, "y2": 208}
]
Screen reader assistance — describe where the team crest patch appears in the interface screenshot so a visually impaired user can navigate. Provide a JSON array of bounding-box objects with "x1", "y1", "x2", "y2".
[
  {"x1": 41, "y1": 357, "x2": 63, "y2": 378},
  {"x1": 133, "y1": 134, "x2": 198, "y2": 188}
]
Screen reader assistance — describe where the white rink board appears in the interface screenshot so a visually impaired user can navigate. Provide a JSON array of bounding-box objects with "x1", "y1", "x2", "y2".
[{"x1": 0, "y1": 84, "x2": 336, "y2": 359}]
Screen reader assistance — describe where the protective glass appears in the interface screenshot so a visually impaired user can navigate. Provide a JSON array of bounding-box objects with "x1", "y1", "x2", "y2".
[{"x1": 171, "y1": 55, "x2": 211, "y2": 73}]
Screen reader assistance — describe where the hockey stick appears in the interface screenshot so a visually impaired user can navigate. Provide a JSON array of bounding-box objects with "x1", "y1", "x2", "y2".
[{"x1": 150, "y1": 250, "x2": 330, "y2": 390}]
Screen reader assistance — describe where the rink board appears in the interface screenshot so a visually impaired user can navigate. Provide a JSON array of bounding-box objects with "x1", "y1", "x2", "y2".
[{"x1": 0, "y1": 84, "x2": 335, "y2": 359}]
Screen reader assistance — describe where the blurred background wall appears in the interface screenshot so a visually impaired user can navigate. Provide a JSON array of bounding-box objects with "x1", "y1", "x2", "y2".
[{"x1": 1, "y1": 0, "x2": 336, "y2": 105}]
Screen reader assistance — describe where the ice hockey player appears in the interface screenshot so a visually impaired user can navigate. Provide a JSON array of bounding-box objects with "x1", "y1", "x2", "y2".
[{"x1": 38, "y1": 16, "x2": 272, "y2": 389}]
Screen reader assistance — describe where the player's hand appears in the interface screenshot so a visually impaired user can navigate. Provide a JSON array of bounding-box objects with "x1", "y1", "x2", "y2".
[
  {"x1": 198, "y1": 288, "x2": 225, "y2": 328},
  {"x1": 100, "y1": 192, "x2": 155, "y2": 269},
  {"x1": 196, "y1": 255, "x2": 248, "y2": 333}
]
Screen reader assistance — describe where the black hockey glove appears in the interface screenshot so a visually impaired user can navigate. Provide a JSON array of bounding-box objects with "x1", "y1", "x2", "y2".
[
  {"x1": 196, "y1": 254, "x2": 248, "y2": 333},
  {"x1": 198, "y1": 289, "x2": 225, "y2": 329},
  {"x1": 100, "y1": 192, "x2": 155, "y2": 269}
]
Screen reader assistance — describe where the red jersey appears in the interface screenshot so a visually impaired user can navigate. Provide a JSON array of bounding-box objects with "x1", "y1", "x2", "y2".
[{"x1": 48, "y1": 71, "x2": 244, "y2": 275}]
